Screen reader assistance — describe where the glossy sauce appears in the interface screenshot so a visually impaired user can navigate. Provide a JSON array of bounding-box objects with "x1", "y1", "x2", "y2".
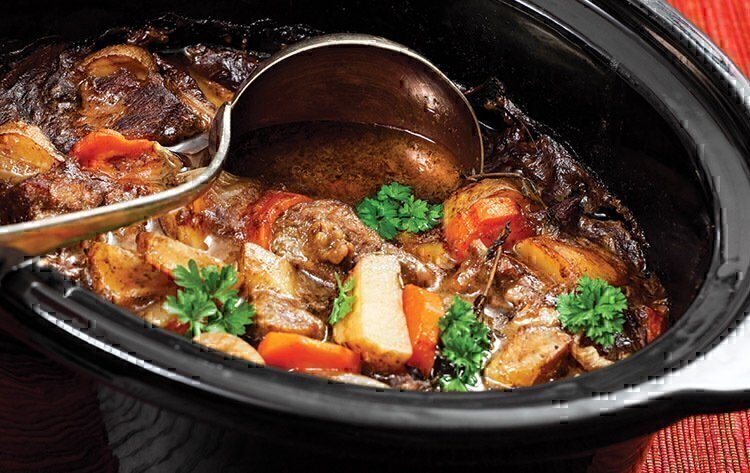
[{"x1": 227, "y1": 121, "x2": 464, "y2": 203}]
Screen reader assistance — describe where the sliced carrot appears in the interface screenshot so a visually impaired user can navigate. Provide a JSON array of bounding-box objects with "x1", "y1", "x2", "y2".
[
  {"x1": 444, "y1": 189, "x2": 533, "y2": 261},
  {"x1": 70, "y1": 128, "x2": 156, "y2": 168},
  {"x1": 244, "y1": 191, "x2": 311, "y2": 249},
  {"x1": 402, "y1": 285, "x2": 444, "y2": 377},
  {"x1": 258, "y1": 332, "x2": 361, "y2": 373}
]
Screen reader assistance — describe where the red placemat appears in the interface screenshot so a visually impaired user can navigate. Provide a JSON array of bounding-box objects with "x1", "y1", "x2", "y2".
[{"x1": 638, "y1": 2, "x2": 750, "y2": 472}]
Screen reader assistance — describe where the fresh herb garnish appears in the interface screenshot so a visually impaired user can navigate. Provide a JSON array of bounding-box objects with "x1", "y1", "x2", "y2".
[
  {"x1": 356, "y1": 182, "x2": 443, "y2": 240},
  {"x1": 328, "y1": 274, "x2": 356, "y2": 325},
  {"x1": 163, "y1": 260, "x2": 254, "y2": 338},
  {"x1": 438, "y1": 296, "x2": 491, "y2": 392},
  {"x1": 555, "y1": 275, "x2": 628, "y2": 348}
]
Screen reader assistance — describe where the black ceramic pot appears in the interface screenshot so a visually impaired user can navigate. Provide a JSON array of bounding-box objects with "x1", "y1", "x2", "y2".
[{"x1": 1, "y1": 0, "x2": 749, "y2": 470}]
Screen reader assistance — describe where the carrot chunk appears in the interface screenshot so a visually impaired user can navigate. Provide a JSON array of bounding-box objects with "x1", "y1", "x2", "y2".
[
  {"x1": 402, "y1": 284, "x2": 444, "y2": 377},
  {"x1": 444, "y1": 189, "x2": 533, "y2": 261},
  {"x1": 258, "y1": 332, "x2": 361, "y2": 373},
  {"x1": 244, "y1": 191, "x2": 312, "y2": 249},
  {"x1": 70, "y1": 128, "x2": 156, "y2": 167}
]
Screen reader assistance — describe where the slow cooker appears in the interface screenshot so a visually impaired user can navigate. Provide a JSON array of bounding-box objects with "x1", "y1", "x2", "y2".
[{"x1": 1, "y1": 0, "x2": 749, "y2": 470}]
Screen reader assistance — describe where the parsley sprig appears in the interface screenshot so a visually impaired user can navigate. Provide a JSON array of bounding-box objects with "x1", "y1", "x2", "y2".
[
  {"x1": 163, "y1": 260, "x2": 254, "y2": 338},
  {"x1": 356, "y1": 182, "x2": 443, "y2": 240},
  {"x1": 328, "y1": 274, "x2": 356, "y2": 325},
  {"x1": 556, "y1": 275, "x2": 628, "y2": 348},
  {"x1": 438, "y1": 296, "x2": 491, "y2": 392}
]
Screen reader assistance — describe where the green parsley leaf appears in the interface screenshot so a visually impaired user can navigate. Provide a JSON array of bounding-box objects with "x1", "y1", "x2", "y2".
[
  {"x1": 328, "y1": 274, "x2": 356, "y2": 325},
  {"x1": 356, "y1": 182, "x2": 443, "y2": 240},
  {"x1": 398, "y1": 196, "x2": 443, "y2": 233},
  {"x1": 438, "y1": 296, "x2": 491, "y2": 391},
  {"x1": 556, "y1": 275, "x2": 628, "y2": 348},
  {"x1": 356, "y1": 197, "x2": 401, "y2": 240},
  {"x1": 164, "y1": 260, "x2": 254, "y2": 338},
  {"x1": 377, "y1": 182, "x2": 412, "y2": 202}
]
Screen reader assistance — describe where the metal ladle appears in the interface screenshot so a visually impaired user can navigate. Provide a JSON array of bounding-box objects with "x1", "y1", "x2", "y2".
[{"x1": 0, "y1": 34, "x2": 484, "y2": 256}]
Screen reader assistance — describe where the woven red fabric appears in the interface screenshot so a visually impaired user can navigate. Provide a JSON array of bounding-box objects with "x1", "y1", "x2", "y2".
[{"x1": 638, "y1": 2, "x2": 750, "y2": 472}]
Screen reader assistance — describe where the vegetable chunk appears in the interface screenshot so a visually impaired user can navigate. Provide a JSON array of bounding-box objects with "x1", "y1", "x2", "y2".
[
  {"x1": 259, "y1": 332, "x2": 360, "y2": 372},
  {"x1": 332, "y1": 254, "x2": 412, "y2": 372},
  {"x1": 137, "y1": 232, "x2": 225, "y2": 279},
  {"x1": 240, "y1": 242, "x2": 298, "y2": 297},
  {"x1": 444, "y1": 180, "x2": 534, "y2": 261},
  {"x1": 194, "y1": 332, "x2": 265, "y2": 364},
  {"x1": 70, "y1": 129, "x2": 180, "y2": 183},
  {"x1": 88, "y1": 242, "x2": 174, "y2": 308},
  {"x1": 0, "y1": 122, "x2": 64, "y2": 184},
  {"x1": 402, "y1": 284, "x2": 443, "y2": 377},
  {"x1": 514, "y1": 236, "x2": 625, "y2": 286}
]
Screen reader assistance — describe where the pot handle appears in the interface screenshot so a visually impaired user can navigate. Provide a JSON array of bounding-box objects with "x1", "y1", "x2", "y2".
[{"x1": 653, "y1": 314, "x2": 750, "y2": 410}]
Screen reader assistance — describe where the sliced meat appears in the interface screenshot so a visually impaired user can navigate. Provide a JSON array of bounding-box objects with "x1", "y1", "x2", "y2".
[
  {"x1": 76, "y1": 45, "x2": 208, "y2": 145},
  {"x1": 571, "y1": 336, "x2": 613, "y2": 371},
  {"x1": 270, "y1": 199, "x2": 436, "y2": 286},
  {"x1": 0, "y1": 43, "x2": 211, "y2": 153},
  {"x1": 251, "y1": 292, "x2": 326, "y2": 341},
  {"x1": 0, "y1": 160, "x2": 158, "y2": 224},
  {"x1": 183, "y1": 172, "x2": 264, "y2": 238},
  {"x1": 485, "y1": 326, "x2": 571, "y2": 388}
]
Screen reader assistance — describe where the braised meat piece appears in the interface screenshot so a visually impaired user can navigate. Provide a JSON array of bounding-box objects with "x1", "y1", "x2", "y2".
[
  {"x1": 0, "y1": 43, "x2": 212, "y2": 153},
  {"x1": 485, "y1": 326, "x2": 572, "y2": 388},
  {"x1": 170, "y1": 172, "x2": 265, "y2": 239},
  {"x1": 251, "y1": 293, "x2": 326, "y2": 341},
  {"x1": 0, "y1": 43, "x2": 86, "y2": 153},
  {"x1": 270, "y1": 199, "x2": 436, "y2": 286},
  {"x1": 0, "y1": 160, "x2": 159, "y2": 224},
  {"x1": 76, "y1": 45, "x2": 209, "y2": 146},
  {"x1": 185, "y1": 44, "x2": 260, "y2": 91}
]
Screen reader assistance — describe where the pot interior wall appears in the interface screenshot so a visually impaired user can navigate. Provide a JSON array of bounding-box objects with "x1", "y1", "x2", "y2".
[{"x1": 0, "y1": 0, "x2": 713, "y2": 317}]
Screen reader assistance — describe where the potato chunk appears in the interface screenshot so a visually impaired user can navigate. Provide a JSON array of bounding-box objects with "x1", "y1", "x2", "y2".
[
  {"x1": 240, "y1": 242, "x2": 298, "y2": 298},
  {"x1": 193, "y1": 332, "x2": 265, "y2": 365},
  {"x1": 485, "y1": 327, "x2": 572, "y2": 388},
  {"x1": 332, "y1": 254, "x2": 412, "y2": 372},
  {"x1": 0, "y1": 122, "x2": 63, "y2": 184},
  {"x1": 136, "y1": 232, "x2": 226, "y2": 278},
  {"x1": 88, "y1": 242, "x2": 174, "y2": 309},
  {"x1": 513, "y1": 236, "x2": 625, "y2": 286},
  {"x1": 159, "y1": 211, "x2": 209, "y2": 250}
]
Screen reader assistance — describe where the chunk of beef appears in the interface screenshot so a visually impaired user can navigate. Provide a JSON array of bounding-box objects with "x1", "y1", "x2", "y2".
[
  {"x1": 175, "y1": 172, "x2": 265, "y2": 239},
  {"x1": 485, "y1": 326, "x2": 571, "y2": 388},
  {"x1": 184, "y1": 44, "x2": 260, "y2": 91},
  {"x1": 0, "y1": 43, "x2": 85, "y2": 152},
  {"x1": 251, "y1": 293, "x2": 326, "y2": 341},
  {"x1": 270, "y1": 199, "x2": 436, "y2": 286},
  {"x1": 0, "y1": 43, "x2": 211, "y2": 153},
  {"x1": 76, "y1": 48, "x2": 208, "y2": 146},
  {"x1": 0, "y1": 161, "x2": 159, "y2": 224}
]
